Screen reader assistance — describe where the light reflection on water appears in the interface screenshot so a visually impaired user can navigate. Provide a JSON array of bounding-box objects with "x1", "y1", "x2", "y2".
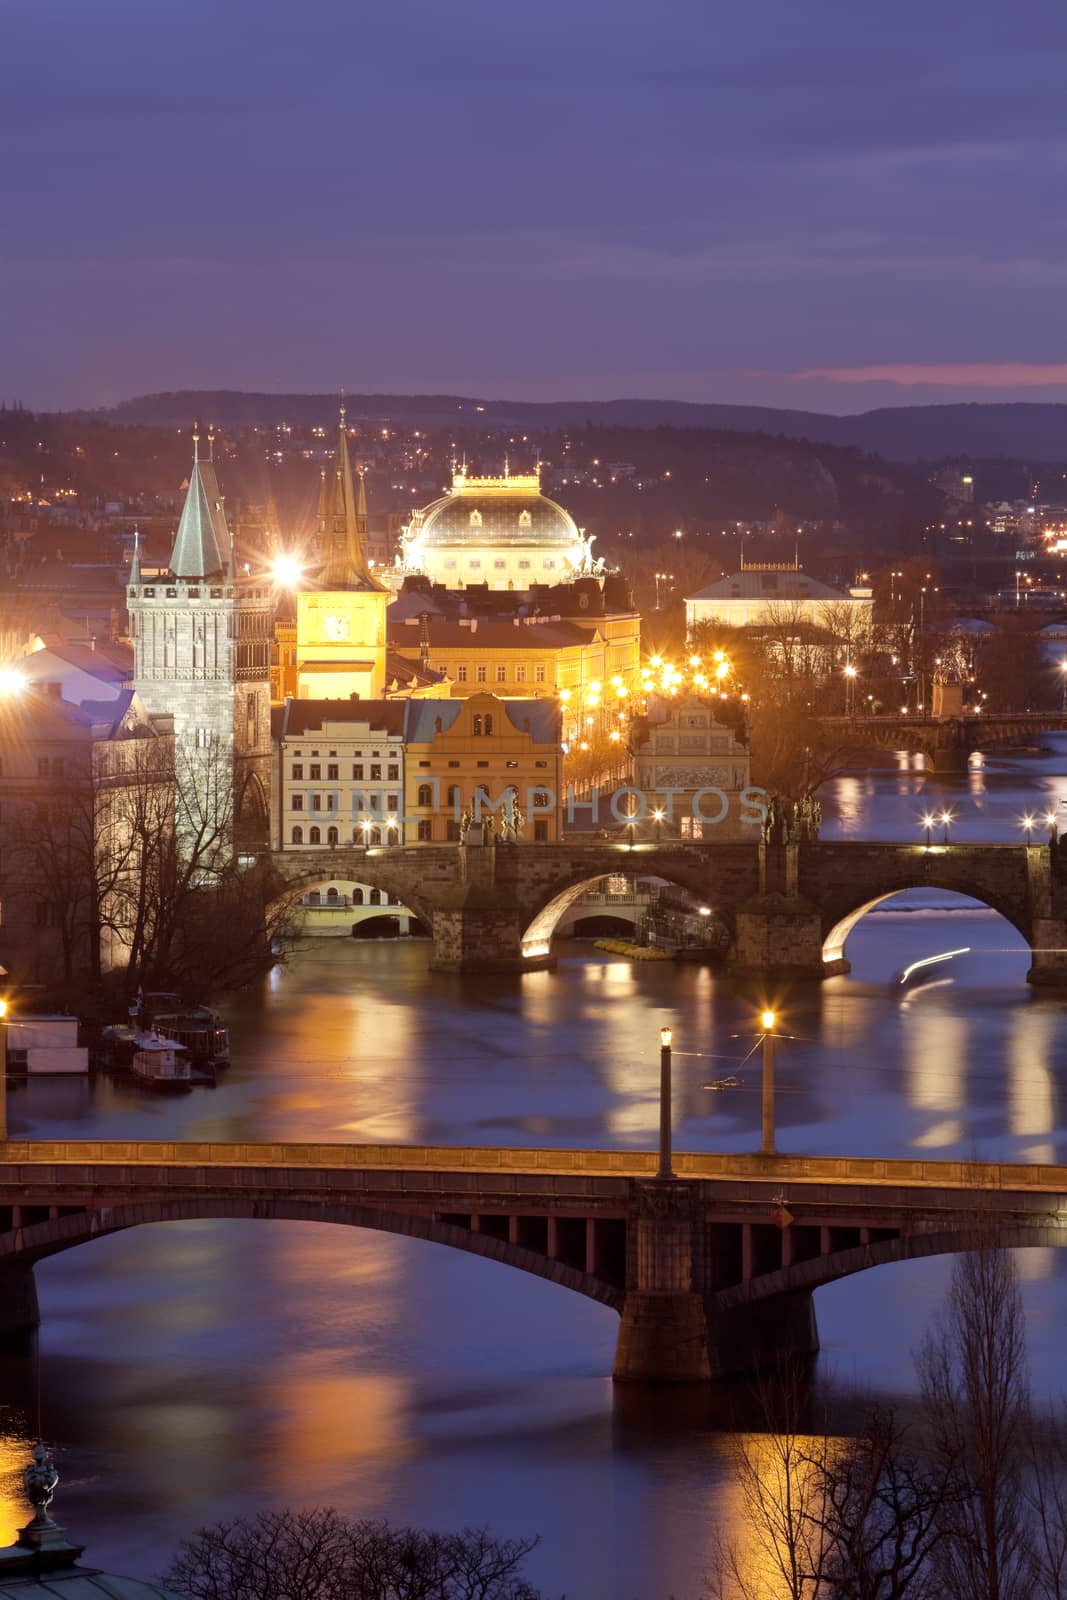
[{"x1": 4, "y1": 742, "x2": 1067, "y2": 1600}]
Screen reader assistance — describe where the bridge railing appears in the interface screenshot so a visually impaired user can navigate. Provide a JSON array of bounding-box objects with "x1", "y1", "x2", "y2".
[{"x1": 1, "y1": 1141, "x2": 1066, "y2": 1193}]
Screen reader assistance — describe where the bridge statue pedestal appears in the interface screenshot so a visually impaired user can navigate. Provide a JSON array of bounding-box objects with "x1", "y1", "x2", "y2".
[
  {"x1": 731, "y1": 893, "x2": 829, "y2": 981},
  {"x1": 0, "y1": 1266, "x2": 39, "y2": 1340},
  {"x1": 614, "y1": 1182, "x2": 712, "y2": 1383}
]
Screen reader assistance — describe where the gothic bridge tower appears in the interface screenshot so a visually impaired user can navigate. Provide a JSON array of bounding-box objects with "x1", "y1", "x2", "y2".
[{"x1": 127, "y1": 424, "x2": 273, "y2": 848}]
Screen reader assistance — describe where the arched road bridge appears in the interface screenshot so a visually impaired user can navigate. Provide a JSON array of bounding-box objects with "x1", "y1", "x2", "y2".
[
  {"x1": 268, "y1": 837, "x2": 1067, "y2": 984},
  {"x1": 2, "y1": 1141, "x2": 1066, "y2": 1382},
  {"x1": 817, "y1": 711, "x2": 1067, "y2": 772}
]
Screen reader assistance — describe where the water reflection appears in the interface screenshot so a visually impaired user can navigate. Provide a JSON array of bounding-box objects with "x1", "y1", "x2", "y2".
[{"x1": 5, "y1": 744, "x2": 1067, "y2": 1599}]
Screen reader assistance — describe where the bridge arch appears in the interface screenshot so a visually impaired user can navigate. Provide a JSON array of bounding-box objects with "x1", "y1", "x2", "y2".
[
  {"x1": 519, "y1": 866, "x2": 725, "y2": 956},
  {"x1": 821, "y1": 884, "x2": 1032, "y2": 969},
  {"x1": 270, "y1": 859, "x2": 435, "y2": 931},
  {"x1": 2, "y1": 1200, "x2": 624, "y2": 1312},
  {"x1": 713, "y1": 1224, "x2": 1067, "y2": 1316}
]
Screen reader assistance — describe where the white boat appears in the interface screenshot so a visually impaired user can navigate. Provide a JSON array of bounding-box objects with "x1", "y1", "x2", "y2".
[{"x1": 129, "y1": 1030, "x2": 194, "y2": 1092}]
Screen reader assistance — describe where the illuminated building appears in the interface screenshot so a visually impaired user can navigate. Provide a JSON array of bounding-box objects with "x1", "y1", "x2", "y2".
[
  {"x1": 395, "y1": 466, "x2": 593, "y2": 591},
  {"x1": 404, "y1": 694, "x2": 562, "y2": 842},
  {"x1": 633, "y1": 696, "x2": 755, "y2": 839},
  {"x1": 295, "y1": 409, "x2": 390, "y2": 700},
  {"x1": 272, "y1": 700, "x2": 406, "y2": 847},
  {"x1": 126, "y1": 425, "x2": 273, "y2": 845},
  {"x1": 685, "y1": 562, "x2": 873, "y2": 632}
]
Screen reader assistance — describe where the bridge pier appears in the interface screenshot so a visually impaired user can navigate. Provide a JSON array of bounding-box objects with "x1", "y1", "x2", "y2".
[
  {"x1": 613, "y1": 1182, "x2": 711, "y2": 1382},
  {"x1": 708, "y1": 1291, "x2": 820, "y2": 1377},
  {"x1": 1028, "y1": 917, "x2": 1067, "y2": 987},
  {"x1": 730, "y1": 894, "x2": 830, "y2": 982},
  {"x1": 0, "y1": 1265, "x2": 39, "y2": 1340}
]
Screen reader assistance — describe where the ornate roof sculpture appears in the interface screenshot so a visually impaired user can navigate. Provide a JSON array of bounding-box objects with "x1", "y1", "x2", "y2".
[{"x1": 0, "y1": 1441, "x2": 190, "y2": 1598}]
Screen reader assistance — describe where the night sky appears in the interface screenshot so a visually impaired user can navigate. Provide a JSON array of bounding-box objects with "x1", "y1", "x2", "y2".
[{"x1": 4, "y1": 0, "x2": 1067, "y2": 412}]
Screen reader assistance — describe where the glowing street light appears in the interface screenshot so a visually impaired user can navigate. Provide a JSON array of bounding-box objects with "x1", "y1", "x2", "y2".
[
  {"x1": 653, "y1": 806, "x2": 665, "y2": 842},
  {"x1": 760, "y1": 1010, "x2": 776, "y2": 1156},
  {"x1": 658, "y1": 1026, "x2": 674, "y2": 1179},
  {"x1": 920, "y1": 811, "x2": 936, "y2": 847},
  {"x1": 1020, "y1": 812, "x2": 1037, "y2": 840},
  {"x1": 269, "y1": 553, "x2": 305, "y2": 588},
  {"x1": 939, "y1": 808, "x2": 954, "y2": 844},
  {"x1": 0, "y1": 665, "x2": 27, "y2": 696}
]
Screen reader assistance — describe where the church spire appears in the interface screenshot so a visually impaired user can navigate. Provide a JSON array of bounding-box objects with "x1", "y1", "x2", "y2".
[
  {"x1": 318, "y1": 406, "x2": 385, "y2": 592},
  {"x1": 168, "y1": 421, "x2": 232, "y2": 579}
]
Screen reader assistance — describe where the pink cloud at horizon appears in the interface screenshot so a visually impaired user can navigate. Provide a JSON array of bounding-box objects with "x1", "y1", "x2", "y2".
[{"x1": 791, "y1": 362, "x2": 1067, "y2": 388}]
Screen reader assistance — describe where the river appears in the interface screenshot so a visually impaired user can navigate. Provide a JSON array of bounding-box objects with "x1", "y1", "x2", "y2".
[{"x1": 2, "y1": 741, "x2": 1067, "y2": 1599}]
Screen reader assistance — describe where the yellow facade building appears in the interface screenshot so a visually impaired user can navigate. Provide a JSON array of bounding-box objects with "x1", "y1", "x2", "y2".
[
  {"x1": 295, "y1": 411, "x2": 390, "y2": 700},
  {"x1": 403, "y1": 694, "x2": 562, "y2": 842}
]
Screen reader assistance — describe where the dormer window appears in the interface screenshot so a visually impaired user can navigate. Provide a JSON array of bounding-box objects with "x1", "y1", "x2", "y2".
[
  {"x1": 518, "y1": 510, "x2": 532, "y2": 529},
  {"x1": 469, "y1": 509, "x2": 483, "y2": 528}
]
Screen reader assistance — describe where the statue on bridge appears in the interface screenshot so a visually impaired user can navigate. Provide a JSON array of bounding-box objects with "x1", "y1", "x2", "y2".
[
  {"x1": 499, "y1": 788, "x2": 525, "y2": 844},
  {"x1": 761, "y1": 792, "x2": 822, "y2": 845},
  {"x1": 458, "y1": 806, "x2": 473, "y2": 844}
]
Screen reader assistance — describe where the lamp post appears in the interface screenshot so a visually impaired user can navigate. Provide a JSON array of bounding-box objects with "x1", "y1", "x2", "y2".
[
  {"x1": 0, "y1": 997, "x2": 8, "y2": 1142},
  {"x1": 760, "y1": 1010, "x2": 776, "y2": 1157},
  {"x1": 940, "y1": 808, "x2": 953, "y2": 845},
  {"x1": 658, "y1": 1027, "x2": 674, "y2": 1179},
  {"x1": 653, "y1": 807, "x2": 665, "y2": 843},
  {"x1": 844, "y1": 661, "x2": 857, "y2": 717},
  {"x1": 920, "y1": 812, "x2": 935, "y2": 847}
]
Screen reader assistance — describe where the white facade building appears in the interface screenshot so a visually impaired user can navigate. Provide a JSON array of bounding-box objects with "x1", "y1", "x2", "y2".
[
  {"x1": 685, "y1": 565, "x2": 873, "y2": 633},
  {"x1": 272, "y1": 700, "x2": 407, "y2": 849}
]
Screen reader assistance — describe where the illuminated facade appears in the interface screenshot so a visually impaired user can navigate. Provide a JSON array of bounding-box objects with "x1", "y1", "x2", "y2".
[
  {"x1": 396, "y1": 468, "x2": 592, "y2": 591},
  {"x1": 295, "y1": 411, "x2": 390, "y2": 699},
  {"x1": 404, "y1": 694, "x2": 562, "y2": 842},
  {"x1": 127, "y1": 427, "x2": 273, "y2": 845}
]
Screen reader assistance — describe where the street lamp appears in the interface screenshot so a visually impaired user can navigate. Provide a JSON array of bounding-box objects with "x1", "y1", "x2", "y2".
[
  {"x1": 653, "y1": 807, "x2": 665, "y2": 842},
  {"x1": 0, "y1": 997, "x2": 8, "y2": 1142},
  {"x1": 844, "y1": 662, "x2": 858, "y2": 717},
  {"x1": 268, "y1": 553, "x2": 304, "y2": 588},
  {"x1": 0, "y1": 665, "x2": 26, "y2": 696},
  {"x1": 939, "y1": 808, "x2": 954, "y2": 844},
  {"x1": 658, "y1": 1027, "x2": 674, "y2": 1179},
  {"x1": 1020, "y1": 813, "x2": 1037, "y2": 841},
  {"x1": 760, "y1": 1011, "x2": 776, "y2": 1157},
  {"x1": 920, "y1": 812, "x2": 935, "y2": 847}
]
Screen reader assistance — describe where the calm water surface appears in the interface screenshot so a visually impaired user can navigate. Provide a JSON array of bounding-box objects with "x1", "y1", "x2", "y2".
[{"x1": 4, "y1": 742, "x2": 1067, "y2": 1599}]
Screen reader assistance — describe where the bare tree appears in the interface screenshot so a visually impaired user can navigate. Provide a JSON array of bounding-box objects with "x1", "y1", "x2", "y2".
[
  {"x1": 162, "y1": 1507, "x2": 542, "y2": 1600},
  {"x1": 918, "y1": 1246, "x2": 1033, "y2": 1600}
]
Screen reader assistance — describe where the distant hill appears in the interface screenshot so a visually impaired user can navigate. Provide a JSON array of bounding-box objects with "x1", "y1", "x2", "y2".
[{"x1": 102, "y1": 391, "x2": 1067, "y2": 463}]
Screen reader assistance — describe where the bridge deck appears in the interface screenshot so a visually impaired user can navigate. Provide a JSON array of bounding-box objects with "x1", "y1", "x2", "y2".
[{"x1": 1, "y1": 1142, "x2": 1066, "y2": 1196}]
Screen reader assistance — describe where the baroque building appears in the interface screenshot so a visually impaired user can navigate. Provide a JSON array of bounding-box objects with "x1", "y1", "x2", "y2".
[
  {"x1": 127, "y1": 425, "x2": 273, "y2": 846},
  {"x1": 395, "y1": 466, "x2": 596, "y2": 591}
]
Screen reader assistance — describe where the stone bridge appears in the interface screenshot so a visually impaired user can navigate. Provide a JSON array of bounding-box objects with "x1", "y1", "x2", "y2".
[
  {"x1": 267, "y1": 838, "x2": 1067, "y2": 984},
  {"x1": 1, "y1": 1141, "x2": 1066, "y2": 1382},
  {"x1": 817, "y1": 711, "x2": 1067, "y2": 771}
]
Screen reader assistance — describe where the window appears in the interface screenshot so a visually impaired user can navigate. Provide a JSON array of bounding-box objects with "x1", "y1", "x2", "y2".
[
  {"x1": 37, "y1": 757, "x2": 49, "y2": 778},
  {"x1": 457, "y1": 665, "x2": 468, "y2": 682},
  {"x1": 448, "y1": 759, "x2": 460, "y2": 768},
  {"x1": 327, "y1": 826, "x2": 339, "y2": 844},
  {"x1": 353, "y1": 764, "x2": 364, "y2": 780},
  {"x1": 370, "y1": 763, "x2": 381, "y2": 781},
  {"x1": 515, "y1": 665, "x2": 526, "y2": 683},
  {"x1": 307, "y1": 826, "x2": 321, "y2": 843},
  {"x1": 418, "y1": 760, "x2": 430, "y2": 768},
  {"x1": 496, "y1": 665, "x2": 507, "y2": 683},
  {"x1": 447, "y1": 784, "x2": 461, "y2": 806},
  {"x1": 477, "y1": 759, "x2": 489, "y2": 768},
  {"x1": 532, "y1": 789, "x2": 551, "y2": 807},
  {"x1": 518, "y1": 509, "x2": 532, "y2": 528},
  {"x1": 473, "y1": 715, "x2": 482, "y2": 735},
  {"x1": 446, "y1": 819, "x2": 461, "y2": 841},
  {"x1": 312, "y1": 794, "x2": 322, "y2": 811},
  {"x1": 387, "y1": 794, "x2": 399, "y2": 810},
  {"x1": 370, "y1": 888, "x2": 381, "y2": 906},
  {"x1": 444, "y1": 559, "x2": 457, "y2": 570},
  {"x1": 543, "y1": 559, "x2": 555, "y2": 570},
  {"x1": 353, "y1": 887, "x2": 364, "y2": 904},
  {"x1": 494, "y1": 560, "x2": 506, "y2": 570},
  {"x1": 327, "y1": 763, "x2": 339, "y2": 780},
  {"x1": 506, "y1": 759, "x2": 518, "y2": 769},
  {"x1": 476, "y1": 665, "x2": 487, "y2": 683},
  {"x1": 291, "y1": 826, "x2": 303, "y2": 844},
  {"x1": 387, "y1": 763, "x2": 399, "y2": 781},
  {"x1": 417, "y1": 819, "x2": 432, "y2": 841},
  {"x1": 326, "y1": 793, "x2": 336, "y2": 810},
  {"x1": 291, "y1": 795, "x2": 304, "y2": 812},
  {"x1": 417, "y1": 783, "x2": 433, "y2": 806},
  {"x1": 535, "y1": 664, "x2": 546, "y2": 683},
  {"x1": 519, "y1": 559, "x2": 531, "y2": 570},
  {"x1": 469, "y1": 509, "x2": 482, "y2": 527},
  {"x1": 534, "y1": 819, "x2": 549, "y2": 841},
  {"x1": 327, "y1": 886, "x2": 339, "y2": 902},
  {"x1": 310, "y1": 763, "x2": 321, "y2": 780},
  {"x1": 535, "y1": 759, "x2": 548, "y2": 768},
  {"x1": 468, "y1": 559, "x2": 482, "y2": 570},
  {"x1": 291, "y1": 763, "x2": 304, "y2": 780}
]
